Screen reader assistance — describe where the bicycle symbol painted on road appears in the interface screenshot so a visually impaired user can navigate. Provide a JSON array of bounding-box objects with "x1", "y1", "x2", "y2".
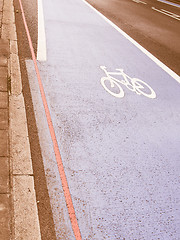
[{"x1": 100, "y1": 66, "x2": 156, "y2": 99}]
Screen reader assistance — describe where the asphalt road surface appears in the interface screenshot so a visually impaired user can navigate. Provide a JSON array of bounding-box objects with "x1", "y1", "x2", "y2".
[
  {"x1": 86, "y1": 0, "x2": 180, "y2": 75},
  {"x1": 14, "y1": 0, "x2": 180, "y2": 239}
]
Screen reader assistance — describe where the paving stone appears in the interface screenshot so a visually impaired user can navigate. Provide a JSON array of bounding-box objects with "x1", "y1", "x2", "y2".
[
  {"x1": 0, "y1": 194, "x2": 11, "y2": 240},
  {"x1": 0, "y1": 92, "x2": 8, "y2": 108},
  {"x1": 0, "y1": 39, "x2": 9, "y2": 57},
  {"x1": 0, "y1": 0, "x2": 3, "y2": 11},
  {"x1": 0, "y1": 56, "x2": 8, "y2": 67},
  {"x1": 0, "y1": 157, "x2": 9, "y2": 193},
  {"x1": 0, "y1": 109, "x2": 8, "y2": 129},
  {"x1": 0, "y1": 66, "x2": 7, "y2": 78},
  {"x1": 0, "y1": 67, "x2": 8, "y2": 91},
  {"x1": 0, "y1": 12, "x2": 2, "y2": 25},
  {"x1": 0, "y1": 130, "x2": 8, "y2": 156}
]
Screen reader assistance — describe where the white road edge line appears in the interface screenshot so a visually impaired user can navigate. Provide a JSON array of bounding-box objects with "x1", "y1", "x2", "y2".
[
  {"x1": 157, "y1": 0, "x2": 180, "y2": 9},
  {"x1": 37, "y1": 0, "x2": 47, "y2": 61},
  {"x1": 152, "y1": 7, "x2": 180, "y2": 21},
  {"x1": 81, "y1": 0, "x2": 180, "y2": 84}
]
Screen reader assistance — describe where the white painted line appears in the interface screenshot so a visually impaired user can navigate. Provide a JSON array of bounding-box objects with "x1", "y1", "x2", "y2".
[
  {"x1": 37, "y1": 0, "x2": 47, "y2": 61},
  {"x1": 152, "y1": 7, "x2": 180, "y2": 21},
  {"x1": 157, "y1": 0, "x2": 180, "y2": 8},
  {"x1": 132, "y1": 0, "x2": 147, "y2": 4},
  {"x1": 139, "y1": 0, "x2": 147, "y2": 4},
  {"x1": 161, "y1": 9, "x2": 180, "y2": 18},
  {"x1": 81, "y1": 0, "x2": 180, "y2": 84}
]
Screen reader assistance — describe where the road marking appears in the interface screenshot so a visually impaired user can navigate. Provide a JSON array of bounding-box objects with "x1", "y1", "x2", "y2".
[
  {"x1": 161, "y1": 8, "x2": 180, "y2": 18},
  {"x1": 100, "y1": 66, "x2": 156, "y2": 99},
  {"x1": 157, "y1": 0, "x2": 180, "y2": 8},
  {"x1": 152, "y1": 7, "x2": 180, "y2": 21},
  {"x1": 37, "y1": 0, "x2": 47, "y2": 61},
  {"x1": 18, "y1": 0, "x2": 82, "y2": 239},
  {"x1": 132, "y1": 0, "x2": 147, "y2": 4},
  {"x1": 81, "y1": 0, "x2": 180, "y2": 84}
]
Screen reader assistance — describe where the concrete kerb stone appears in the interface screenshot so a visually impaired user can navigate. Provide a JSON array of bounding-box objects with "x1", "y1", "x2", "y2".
[
  {"x1": 9, "y1": 94, "x2": 33, "y2": 175},
  {"x1": 13, "y1": 176, "x2": 41, "y2": 240},
  {"x1": 3, "y1": 0, "x2": 14, "y2": 13},
  {"x1": 2, "y1": 9, "x2": 15, "y2": 26},
  {"x1": 1, "y1": 0, "x2": 42, "y2": 239},
  {"x1": 10, "y1": 40, "x2": 18, "y2": 55},
  {"x1": 10, "y1": 53, "x2": 22, "y2": 95},
  {"x1": 2, "y1": 22, "x2": 17, "y2": 41}
]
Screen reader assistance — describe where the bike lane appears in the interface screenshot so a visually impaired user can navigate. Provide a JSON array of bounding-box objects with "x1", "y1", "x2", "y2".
[{"x1": 26, "y1": 0, "x2": 180, "y2": 239}]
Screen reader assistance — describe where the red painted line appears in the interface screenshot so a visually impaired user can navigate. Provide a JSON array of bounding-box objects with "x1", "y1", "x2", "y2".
[{"x1": 17, "y1": 0, "x2": 82, "y2": 239}]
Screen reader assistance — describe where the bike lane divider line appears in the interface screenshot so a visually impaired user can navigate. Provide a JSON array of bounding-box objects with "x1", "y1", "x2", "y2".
[
  {"x1": 82, "y1": 0, "x2": 180, "y2": 82},
  {"x1": 37, "y1": 0, "x2": 47, "y2": 61},
  {"x1": 17, "y1": 0, "x2": 82, "y2": 239}
]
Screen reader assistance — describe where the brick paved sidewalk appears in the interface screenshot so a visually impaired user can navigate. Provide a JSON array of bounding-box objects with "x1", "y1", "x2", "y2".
[
  {"x1": 0, "y1": 0, "x2": 11, "y2": 239},
  {"x1": 0, "y1": 38, "x2": 11, "y2": 239}
]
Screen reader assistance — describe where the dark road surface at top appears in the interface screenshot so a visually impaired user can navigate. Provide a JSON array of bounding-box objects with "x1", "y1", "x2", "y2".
[{"x1": 86, "y1": 0, "x2": 180, "y2": 75}]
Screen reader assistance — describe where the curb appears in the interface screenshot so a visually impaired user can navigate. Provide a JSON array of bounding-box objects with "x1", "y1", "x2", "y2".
[{"x1": 2, "y1": 0, "x2": 41, "y2": 239}]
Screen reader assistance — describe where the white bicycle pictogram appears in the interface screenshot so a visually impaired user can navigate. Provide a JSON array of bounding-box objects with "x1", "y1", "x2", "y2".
[{"x1": 100, "y1": 66, "x2": 156, "y2": 99}]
